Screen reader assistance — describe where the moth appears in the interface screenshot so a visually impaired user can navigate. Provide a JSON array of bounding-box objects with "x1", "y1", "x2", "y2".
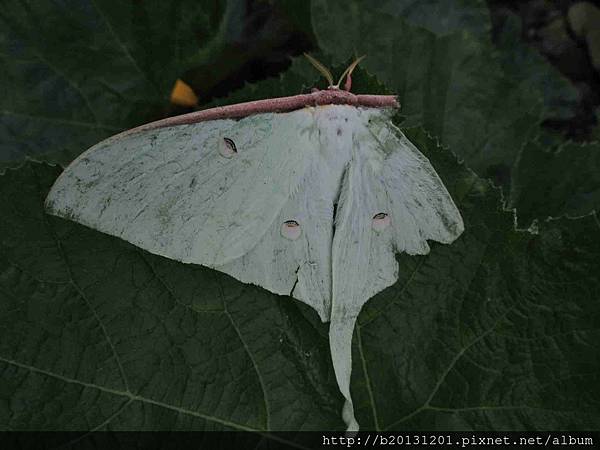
[{"x1": 45, "y1": 56, "x2": 464, "y2": 431}]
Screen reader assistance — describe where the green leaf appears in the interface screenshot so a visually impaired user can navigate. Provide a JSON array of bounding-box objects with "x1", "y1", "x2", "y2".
[
  {"x1": 370, "y1": 0, "x2": 490, "y2": 37},
  {"x1": 493, "y1": 13, "x2": 579, "y2": 122},
  {"x1": 510, "y1": 137, "x2": 600, "y2": 227},
  {"x1": 0, "y1": 0, "x2": 216, "y2": 167},
  {"x1": 2, "y1": 127, "x2": 599, "y2": 431}
]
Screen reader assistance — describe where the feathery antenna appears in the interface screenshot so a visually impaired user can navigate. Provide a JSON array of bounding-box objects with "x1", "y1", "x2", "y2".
[
  {"x1": 337, "y1": 55, "x2": 365, "y2": 90},
  {"x1": 304, "y1": 53, "x2": 334, "y2": 87},
  {"x1": 336, "y1": 55, "x2": 367, "y2": 87},
  {"x1": 304, "y1": 54, "x2": 366, "y2": 90}
]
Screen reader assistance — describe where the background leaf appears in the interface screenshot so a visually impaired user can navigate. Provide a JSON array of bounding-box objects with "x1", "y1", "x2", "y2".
[
  {"x1": 493, "y1": 12, "x2": 579, "y2": 123},
  {"x1": 0, "y1": 0, "x2": 213, "y2": 166},
  {"x1": 510, "y1": 136, "x2": 600, "y2": 227},
  {"x1": 371, "y1": 0, "x2": 490, "y2": 37},
  {"x1": 1, "y1": 0, "x2": 599, "y2": 435}
]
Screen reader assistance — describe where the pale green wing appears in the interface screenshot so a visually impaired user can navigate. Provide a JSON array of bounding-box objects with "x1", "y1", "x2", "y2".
[
  {"x1": 329, "y1": 108, "x2": 464, "y2": 431},
  {"x1": 217, "y1": 161, "x2": 334, "y2": 322},
  {"x1": 372, "y1": 117, "x2": 465, "y2": 254},
  {"x1": 45, "y1": 109, "x2": 319, "y2": 266},
  {"x1": 330, "y1": 142, "x2": 399, "y2": 432}
]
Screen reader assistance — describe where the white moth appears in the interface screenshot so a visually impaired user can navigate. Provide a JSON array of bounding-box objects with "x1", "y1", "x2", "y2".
[{"x1": 45, "y1": 57, "x2": 464, "y2": 431}]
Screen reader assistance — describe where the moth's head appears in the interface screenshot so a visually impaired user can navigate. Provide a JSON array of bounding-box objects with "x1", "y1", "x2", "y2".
[{"x1": 304, "y1": 54, "x2": 366, "y2": 92}]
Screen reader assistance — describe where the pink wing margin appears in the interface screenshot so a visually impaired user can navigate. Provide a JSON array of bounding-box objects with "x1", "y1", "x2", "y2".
[{"x1": 115, "y1": 89, "x2": 399, "y2": 139}]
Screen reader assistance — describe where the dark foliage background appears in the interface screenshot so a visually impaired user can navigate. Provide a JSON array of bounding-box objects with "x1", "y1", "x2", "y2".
[{"x1": 1, "y1": 0, "x2": 599, "y2": 435}]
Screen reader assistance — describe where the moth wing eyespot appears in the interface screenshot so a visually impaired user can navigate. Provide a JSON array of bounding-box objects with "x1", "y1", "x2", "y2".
[
  {"x1": 219, "y1": 137, "x2": 237, "y2": 158},
  {"x1": 372, "y1": 212, "x2": 390, "y2": 231},
  {"x1": 223, "y1": 138, "x2": 237, "y2": 152},
  {"x1": 281, "y1": 220, "x2": 301, "y2": 240}
]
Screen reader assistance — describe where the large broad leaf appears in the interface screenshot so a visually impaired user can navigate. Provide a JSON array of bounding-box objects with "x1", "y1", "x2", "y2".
[
  {"x1": 1, "y1": 127, "x2": 599, "y2": 432},
  {"x1": 0, "y1": 0, "x2": 216, "y2": 166},
  {"x1": 510, "y1": 136, "x2": 600, "y2": 228},
  {"x1": 493, "y1": 13, "x2": 579, "y2": 123},
  {"x1": 371, "y1": 0, "x2": 489, "y2": 37}
]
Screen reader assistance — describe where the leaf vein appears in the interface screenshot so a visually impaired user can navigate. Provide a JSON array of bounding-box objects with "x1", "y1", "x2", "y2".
[
  {"x1": 88, "y1": 0, "x2": 160, "y2": 94},
  {"x1": 30, "y1": 165, "x2": 130, "y2": 392},
  {"x1": 356, "y1": 324, "x2": 380, "y2": 430},
  {"x1": 383, "y1": 307, "x2": 514, "y2": 429},
  {"x1": 214, "y1": 273, "x2": 271, "y2": 431},
  {"x1": 0, "y1": 355, "x2": 258, "y2": 432}
]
